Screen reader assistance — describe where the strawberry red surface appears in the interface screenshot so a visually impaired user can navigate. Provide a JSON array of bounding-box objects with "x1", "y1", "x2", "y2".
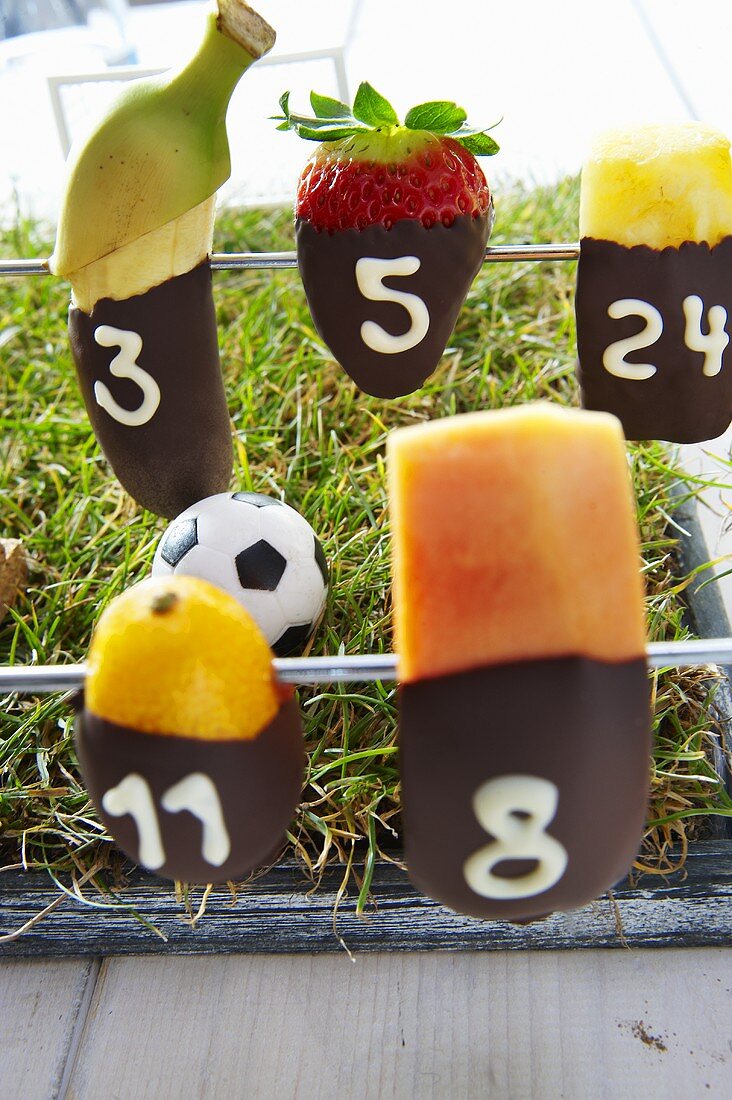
[{"x1": 276, "y1": 83, "x2": 499, "y2": 233}]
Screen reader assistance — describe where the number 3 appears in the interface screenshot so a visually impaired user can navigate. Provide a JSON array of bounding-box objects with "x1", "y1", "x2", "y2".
[
  {"x1": 93, "y1": 325, "x2": 161, "y2": 427},
  {"x1": 355, "y1": 256, "x2": 430, "y2": 354},
  {"x1": 463, "y1": 775, "x2": 568, "y2": 900}
]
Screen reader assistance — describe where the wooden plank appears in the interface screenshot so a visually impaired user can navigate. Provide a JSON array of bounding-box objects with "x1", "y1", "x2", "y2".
[
  {"x1": 0, "y1": 957, "x2": 97, "y2": 1099},
  {"x1": 0, "y1": 841, "x2": 731, "y2": 957},
  {"x1": 64, "y1": 947, "x2": 732, "y2": 1100}
]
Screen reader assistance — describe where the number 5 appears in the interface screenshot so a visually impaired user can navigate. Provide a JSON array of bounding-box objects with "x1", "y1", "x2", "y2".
[{"x1": 355, "y1": 256, "x2": 430, "y2": 354}]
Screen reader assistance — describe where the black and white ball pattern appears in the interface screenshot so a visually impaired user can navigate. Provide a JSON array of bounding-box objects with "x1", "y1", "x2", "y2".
[{"x1": 152, "y1": 492, "x2": 328, "y2": 656}]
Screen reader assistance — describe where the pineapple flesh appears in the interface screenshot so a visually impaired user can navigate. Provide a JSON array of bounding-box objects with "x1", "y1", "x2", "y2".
[{"x1": 579, "y1": 123, "x2": 732, "y2": 250}]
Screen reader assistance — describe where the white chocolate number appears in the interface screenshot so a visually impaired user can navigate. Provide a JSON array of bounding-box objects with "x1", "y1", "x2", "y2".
[
  {"x1": 355, "y1": 256, "x2": 430, "y2": 354},
  {"x1": 602, "y1": 296, "x2": 730, "y2": 381},
  {"x1": 102, "y1": 773, "x2": 166, "y2": 870},
  {"x1": 462, "y1": 775, "x2": 568, "y2": 900},
  {"x1": 161, "y1": 773, "x2": 231, "y2": 867},
  {"x1": 602, "y1": 299, "x2": 662, "y2": 380},
  {"x1": 682, "y1": 295, "x2": 729, "y2": 377},
  {"x1": 93, "y1": 325, "x2": 161, "y2": 427},
  {"x1": 102, "y1": 772, "x2": 229, "y2": 870}
]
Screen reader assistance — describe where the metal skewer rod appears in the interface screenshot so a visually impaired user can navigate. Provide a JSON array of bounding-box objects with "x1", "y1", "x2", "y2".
[
  {"x1": 1, "y1": 638, "x2": 730, "y2": 694},
  {"x1": 0, "y1": 243, "x2": 581, "y2": 279}
]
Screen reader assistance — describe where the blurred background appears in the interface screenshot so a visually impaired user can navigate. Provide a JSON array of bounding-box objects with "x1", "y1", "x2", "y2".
[
  {"x1": 1, "y1": 0, "x2": 730, "y2": 603},
  {"x1": 2, "y1": 0, "x2": 732, "y2": 226}
]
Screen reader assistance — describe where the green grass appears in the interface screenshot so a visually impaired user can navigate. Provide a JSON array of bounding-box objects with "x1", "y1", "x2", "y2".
[{"x1": 1, "y1": 178, "x2": 731, "y2": 928}]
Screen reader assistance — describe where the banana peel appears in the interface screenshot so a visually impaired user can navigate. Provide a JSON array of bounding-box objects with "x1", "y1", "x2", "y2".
[{"x1": 51, "y1": 3, "x2": 274, "y2": 277}]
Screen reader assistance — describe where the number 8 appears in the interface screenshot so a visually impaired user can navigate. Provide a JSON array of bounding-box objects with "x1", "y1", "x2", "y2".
[{"x1": 463, "y1": 775, "x2": 568, "y2": 900}]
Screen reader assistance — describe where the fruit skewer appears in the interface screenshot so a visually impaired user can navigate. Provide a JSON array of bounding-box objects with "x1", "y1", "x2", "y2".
[
  {"x1": 387, "y1": 403, "x2": 704, "y2": 920},
  {"x1": 576, "y1": 123, "x2": 732, "y2": 444},
  {"x1": 1, "y1": 636, "x2": 730, "y2": 694},
  {"x1": 77, "y1": 577, "x2": 305, "y2": 883},
  {"x1": 50, "y1": 1, "x2": 276, "y2": 519},
  {"x1": 0, "y1": 242, "x2": 583, "y2": 279},
  {"x1": 277, "y1": 85, "x2": 499, "y2": 398}
]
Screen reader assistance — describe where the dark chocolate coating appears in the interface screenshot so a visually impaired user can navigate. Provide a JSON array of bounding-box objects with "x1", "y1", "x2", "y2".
[
  {"x1": 575, "y1": 236, "x2": 732, "y2": 443},
  {"x1": 76, "y1": 699, "x2": 304, "y2": 884},
  {"x1": 69, "y1": 262, "x2": 232, "y2": 518},
  {"x1": 399, "y1": 656, "x2": 651, "y2": 921},
  {"x1": 296, "y1": 212, "x2": 491, "y2": 398}
]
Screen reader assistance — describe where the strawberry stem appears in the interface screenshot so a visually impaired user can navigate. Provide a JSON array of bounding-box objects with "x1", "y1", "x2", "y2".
[{"x1": 273, "y1": 83, "x2": 500, "y2": 155}]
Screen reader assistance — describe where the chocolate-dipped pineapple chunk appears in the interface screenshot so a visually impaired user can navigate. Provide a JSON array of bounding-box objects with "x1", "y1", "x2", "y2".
[
  {"x1": 576, "y1": 124, "x2": 732, "y2": 443},
  {"x1": 278, "y1": 86, "x2": 497, "y2": 398},
  {"x1": 76, "y1": 577, "x2": 304, "y2": 884},
  {"x1": 388, "y1": 405, "x2": 651, "y2": 921},
  {"x1": 51, "y1": 2, "x2": 277, "y2": 516}
]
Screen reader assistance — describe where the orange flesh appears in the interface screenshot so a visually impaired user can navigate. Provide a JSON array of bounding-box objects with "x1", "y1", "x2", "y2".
[
  {"x1": 86, "y1": 576, "x2": 279, "y2": 740},
  {"x1": 388, "y1": 404, "x2": 647, "y2": 683}
]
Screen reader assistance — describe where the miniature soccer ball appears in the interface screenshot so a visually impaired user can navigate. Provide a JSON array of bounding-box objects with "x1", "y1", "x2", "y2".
[{"x1": 151, "y1": 492, "x2": 328, "y2": 656}]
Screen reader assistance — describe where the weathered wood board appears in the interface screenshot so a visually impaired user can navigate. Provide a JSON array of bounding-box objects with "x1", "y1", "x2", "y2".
[
  {"x1": 51, "y1": 947, "x2": 732, "y2": 1100},
  {"x1": 1, "y1": 841, "x2": 731, "y2": 957},
  {"x1": 0, "y1": 957, "x2": 96, "y2": 1100},
  {"x1": 4, "y1": 947, "x2": 732, "y2": 1099}
]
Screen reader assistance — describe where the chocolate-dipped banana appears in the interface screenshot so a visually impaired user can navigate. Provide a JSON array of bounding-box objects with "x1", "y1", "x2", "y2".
[
  {"x1": 388, "y1": 405, "x2": 651, "y2": 921},
  {"x1": 576, "y1": 124, "x2": 732, "y2": 444},
  {"x1": 51, "y1": 2, "x2": 276, "y2": 517},
  {"x1": 276, "y1": 85, "x2": 498, "y2": 398},
  {"x1": 76, "y1": 577, "x2": 304, "y2": 883}
]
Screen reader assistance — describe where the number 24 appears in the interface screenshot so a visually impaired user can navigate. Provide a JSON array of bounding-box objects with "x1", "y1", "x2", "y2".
[{"x1": 603, "y1": 295, "x2": 729, "y2": 381}]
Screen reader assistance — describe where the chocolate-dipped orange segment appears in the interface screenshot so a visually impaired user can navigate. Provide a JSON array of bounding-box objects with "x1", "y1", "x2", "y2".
[
  {"x1": 77, "y1": 577, "x2": 304, "y2": 883},
  {"x1": 388, "y1": 405, "x2": 651, "y2": 921},
  {"x1": 576, "y1": 124, "x2": 732, "y2": 443}
]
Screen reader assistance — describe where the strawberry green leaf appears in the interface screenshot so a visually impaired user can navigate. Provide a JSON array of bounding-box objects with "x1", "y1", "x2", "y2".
[
  {"x1": 310, "y1": 91, "x2": 353, "y2": 120},
  {"x1": 271, "y1": 92, "x2": 368, "y2": 141},
  {"x1": 404, "y1": 100, "x2": 467, "y2": 134},
  {"x1": 455, "y1": 131, "x2": 500, "y2": 156},
  {"x1": 294, "y1": 124, "x2": 368, "y2": 142},
  {"x1": 352, "y1": 82, "x2": 399, "y2": 127}
]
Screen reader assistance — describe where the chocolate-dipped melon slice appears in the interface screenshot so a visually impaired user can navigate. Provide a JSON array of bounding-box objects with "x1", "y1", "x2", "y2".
[
  {"x1": 76, "y1": 576, "x2": 304, "y2": 883},
  {"x1": 388, "y1": 405, "x2": 651, "y2": 921},
  {"x1": 576, "y1": 124, "x2": 732, "y2": 443}
]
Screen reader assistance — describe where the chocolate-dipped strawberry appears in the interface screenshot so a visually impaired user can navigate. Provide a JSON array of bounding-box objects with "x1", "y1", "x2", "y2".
[
  {"x1": 576, "y1": 124, "x2": 732, "y2": 443},
  {"x1": 275, "y1": 84, "x2": 499, "y2": 398},
  {"x1": 388, "y1": 404, "x2": 651, "y2": 922},
  {"x1": 76, "y1": 576, "x2": 304, "y2": 883},
  {"x1": 51, "y1": 2, "x2": 276, "y2": 517}
]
